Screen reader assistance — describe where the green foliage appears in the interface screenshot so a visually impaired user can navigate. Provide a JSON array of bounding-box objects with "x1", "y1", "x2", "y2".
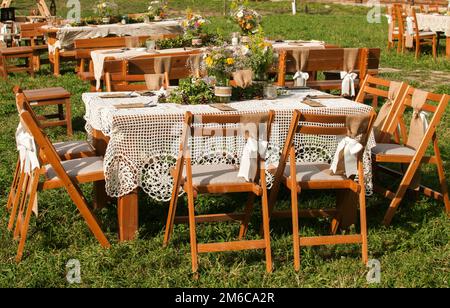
[{"x1": 164, "y1": 78, "x2": 214, "y2": 105}]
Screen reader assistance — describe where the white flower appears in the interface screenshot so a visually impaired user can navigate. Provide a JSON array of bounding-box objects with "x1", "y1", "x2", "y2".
[
  {"x1": 241, "y1": 46, "x2": 249, "y2": 55},
  {"x1": 237, "y1": 11, "x2": 244, "y2": 18},
  {"x1": 102, "y1": 2, "x2": 107, "y2": 8}
]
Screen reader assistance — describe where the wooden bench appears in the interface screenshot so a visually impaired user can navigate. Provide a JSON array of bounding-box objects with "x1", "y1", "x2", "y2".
[
  {"x1": 0, "y1": 46, "x2": 34, "y2": 79},
  {"x1": 277, "y1": 48, "x2": 381, "y2": 94},
  {"x1": 103, "y1": 50, "x2": 202, "y2": 92},
  {"x1": 74, "y1": 34, "x2": 178, "y2": 90}
]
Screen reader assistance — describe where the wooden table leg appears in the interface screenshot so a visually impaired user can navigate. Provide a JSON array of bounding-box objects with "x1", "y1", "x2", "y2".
[
  {"x1": 92, "y1": 129, "x2": 110, "y2": 209},
  {"x1": 92, "y1": 129, "x2": 110, "y2": 156},
  {"x1": 118, "y1": 189, "x2": 139, "y2": 241},
  {"x1": 331, "y1": 189, "x2": 358, "y2": 234}
]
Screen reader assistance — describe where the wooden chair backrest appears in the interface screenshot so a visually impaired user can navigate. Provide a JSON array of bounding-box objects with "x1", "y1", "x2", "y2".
[
  {"x1": 355, "y1": 75, "x2": 408, "y2": 107},
  {"x1": 74, "y1": 36, "x2": 129, "y2": 59},
  {"x1": 274, "y1": 110, "x2": 376, "y2": 184},
  {"x1": 177, "y1": 111, "x2": 275, "y2": 183},
  {"x1": 283, "y1": 48, "x2": 380, "y2": 78},
  {"x1": 104, "y1": 50, "x2": 201, "y2": 90},
  {"x1": 385, "y1": 87, "x2": 449, "y2": 145},
  {"x1": 396, "y1": 5, "x2": 421, "y2": 38},
  {"x1": 19, "y1": 22, "x2": 46, "y2": 39}
]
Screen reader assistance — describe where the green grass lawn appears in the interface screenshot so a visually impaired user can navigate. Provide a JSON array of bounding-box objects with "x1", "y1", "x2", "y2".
[{"x1": 0, "y1": 1, "x2": 449, "y2": 288}]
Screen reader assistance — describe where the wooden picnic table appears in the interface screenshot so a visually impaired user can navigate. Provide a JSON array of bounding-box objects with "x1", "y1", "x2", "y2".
[{"x1": 40, "y1": 20, "x2": 183, "y2": 76}]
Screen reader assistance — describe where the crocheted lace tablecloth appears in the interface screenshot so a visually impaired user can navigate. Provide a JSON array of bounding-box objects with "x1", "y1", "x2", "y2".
[
  {"x1": 416, "y1": 14, "x2": 450, "y2": 36},
  {"x1": 82, "y1": 90, "x2": 375, "y2": 201}
]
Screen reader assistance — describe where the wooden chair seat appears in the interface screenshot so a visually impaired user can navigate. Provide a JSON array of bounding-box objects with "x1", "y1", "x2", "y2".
[
  {"x1": 23, "y1": 87, "x2": 71, "y2": 101},
  {"x1": 184, "y1": 164, "x2": 246, "y2": 186},
  {"x1": 0, "y1": 46, "x2": 33, "y2": 55},
  {"x1": 43, "y1": 156, "x2": 105, "y2": 190},
  {"x1": 282, "y1": 162, "x2": 360, "y2": 192},
  {"x1": 18, "y1": 86, "x2": 73, "y2": 136},
  {"x1": 372, "y1": 143, "x2": 416, "y2": 156},
  {"x1": 53, "y1": 141, "x2": 95, "y2": 160}
]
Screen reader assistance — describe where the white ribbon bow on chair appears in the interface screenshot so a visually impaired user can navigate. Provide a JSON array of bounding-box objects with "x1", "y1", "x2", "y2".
[
  {"x1": 340, "y1": 71, "x2": 357, "y2": 97},
  {"x1": 330, "y1": 136, "x2": 364, "y2": 177},
  {"x1": 16, "y1": 123, "x2": 40, "y2": 175},
  {"x1": 406, "y1": 16, "x2": 414, "y2": 35},
  {"x1": 238, "y1": 137, "x2": 268, "y2": 182},
  {"x1": 293, "y1": 71, "x2": 309, "y2": 87},
  {"x1": 415, "y1": 110, "x2": 429, "y2": 133}
]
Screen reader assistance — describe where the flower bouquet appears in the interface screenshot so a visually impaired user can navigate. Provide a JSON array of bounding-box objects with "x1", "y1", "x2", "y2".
[
  {"x1": 232, "y1": 4, "x2": 262, "y2": 36},
  {"x1": 93, "y1": 0, "x2": 118, "y2": 23},
  {"x1": 182, "y1": 14, "x2": 209, "y2": 45},
  {"x1": 203, "y1": 46, "x2": 240, "y2": 102},
  {"x1": 147, "y1": 1, "x2": 167, "y2": 21},
  {"x1": 243, "y1": 32, "x2": 274, "y2": 81}
]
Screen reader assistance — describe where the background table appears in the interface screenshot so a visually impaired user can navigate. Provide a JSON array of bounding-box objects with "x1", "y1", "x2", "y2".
[
  {"x1": 416, "y1": 13, "x2": 450, "y2": 59},
  {"x1": 41, "y1": 20, "x2": 183, "y2": 75},
  {"x1": 83, "y1": 90, "x2": 375, "y2": 240}
]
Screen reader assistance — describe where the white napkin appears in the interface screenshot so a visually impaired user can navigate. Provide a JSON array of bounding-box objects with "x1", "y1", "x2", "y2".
[
  {"x1": 340, "y1": 71, "x2": 357, "y2": 97},
  {"x1": 293, "y1": 71, "x2": 309, "y2": 87},
  {"x1": 16, "y1": 123, "x2": 40, "y2": 175},
  {"x1": 406, "y1": 16, "x2": 415, "y2": 35},
  {"x1": 15, "y1": 123, "x2": 40, "y2": 216},
  {"x1": 330, "y1": 136, "x2": 364, "y2": 177},
  {"x1": 238, "y1": 137, "x2": 268, "y2": 182}
]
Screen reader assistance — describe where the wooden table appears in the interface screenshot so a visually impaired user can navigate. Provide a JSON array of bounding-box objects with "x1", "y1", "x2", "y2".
[
  {"x1": 40, "y1": 21, "x2": 183, "y2": 76},
  {"x1": 416, "y1": 13, "x2": 450, "y2": 59},
  {"x1": 85, "y1": 90, "x2": 374, "y2": 242}
]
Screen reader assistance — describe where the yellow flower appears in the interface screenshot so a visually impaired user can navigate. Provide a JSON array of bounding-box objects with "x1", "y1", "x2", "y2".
[
  {"x1": 226, "y1": 58, "x2": 234, "y2": 65},
  {"x1": 205, "y1": 56, "x2": 213, "y2": 67}
]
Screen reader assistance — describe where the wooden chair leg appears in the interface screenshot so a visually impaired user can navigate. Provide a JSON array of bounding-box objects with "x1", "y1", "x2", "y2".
[
  {"x1": 432, "y1": 36, "x2": 437, "y2": 60},
  {"x1": 13, "y1": 173, "x2": 31, "y2": 239},
  {"x1": 434, "y1": 138, "x2": 450, "y2": 214},
  {"x1": 382, "y1": 162, "x2": 422, "y2": 226},
  {"x1": 163, "y1": 181, "x2": 181, "y2": 247},
  {"x1": 8, "y1": 171, "x2": 27, "y2": 231},
  {"x1": 238, "y1": 192, "x2": 255, "y2": 240},
  {"x1": 415, "y1": 41, "x2": 421, "y2": 59},
  {"x1": 187, "y1": 184, "x2": 199, "y2": 274},
  {"x1": 16, "y1": 170, "x2": 39, "y2": 262},
  {"x1": 291, "y1": 183, "x2": 300, "y2": 272},
  {"x1": 65, "y1": 98, "x2": 73, "y2": 137},
  {"x1": 359, "y1": 187, "x2": 368, "y2": 265},
  {"x1": 6, "y1": 159, "x2": 21, "y2": 211},
  {"x1": 260, "y1": 174, "x2": 273, "y2": 273}
]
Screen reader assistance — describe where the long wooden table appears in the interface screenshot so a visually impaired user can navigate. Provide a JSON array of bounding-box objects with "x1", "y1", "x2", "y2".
[
  {"x1": 84, "y1": 90, "x2": 374, "y2": 241},
  {"x1": 40, "y1": 21, "x2": 183, "y2": 76}
]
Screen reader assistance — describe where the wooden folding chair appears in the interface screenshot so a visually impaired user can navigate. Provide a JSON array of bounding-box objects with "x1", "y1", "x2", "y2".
[
  {"x1": 372, "y1": 87, "x2": 450, "y2": 225},
  {"x1": 355, "y1": 75, "x2": 409, "y2": 143},
  {"x1": 268, "y1": 111, "x2": 376, "y2": 271},
  {"x1": 164, "y1": 111, "x2": 275, "y2": 274},
  {"x1": 6, "y1": 91, "x2": 96, "y2": 213},
  {"x1": 396, "y1": 6, "x2": 437, "y2": 59},
  {"x1": 387, "y1": 4, "x2": 404, "y2": 53},
  {"x1": 8, "y1": 107, "x2": 110, "y2": 262}
]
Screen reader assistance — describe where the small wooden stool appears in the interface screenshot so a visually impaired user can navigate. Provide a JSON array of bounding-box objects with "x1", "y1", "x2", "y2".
[
  {"x1": 22, "y1": 87, "x2": 73, "y2": 136},
  {"x1": 0, "y1": 47, "x2": 34, "y2": 79}
]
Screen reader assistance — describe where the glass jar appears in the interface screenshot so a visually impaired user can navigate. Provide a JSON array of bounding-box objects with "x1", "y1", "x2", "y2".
[{"x1": 263, "y1": 84, "x2": 278, "y2": 100}]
